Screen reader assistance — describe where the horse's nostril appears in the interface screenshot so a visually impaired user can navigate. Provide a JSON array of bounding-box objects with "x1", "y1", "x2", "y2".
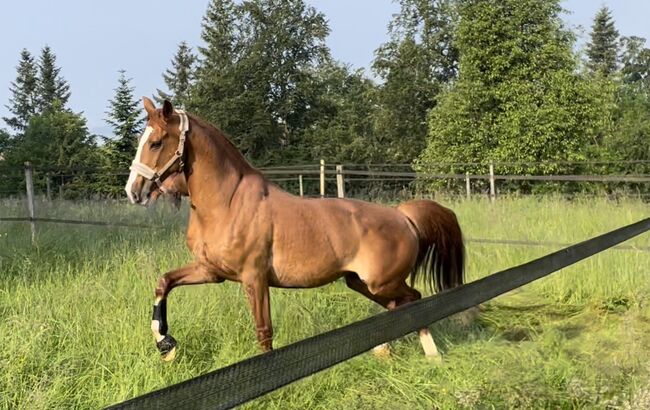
[{"x1": 132, "y1": 191, "x2": 140, "y2": 203}]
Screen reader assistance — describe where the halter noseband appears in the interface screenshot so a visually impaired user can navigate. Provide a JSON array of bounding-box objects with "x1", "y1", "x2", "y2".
[{"x1": 130, "y1": 109, "x2": 189, "y2": 188}]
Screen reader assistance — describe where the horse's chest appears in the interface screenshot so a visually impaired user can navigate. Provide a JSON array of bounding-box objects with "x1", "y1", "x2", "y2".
[
  {"x1": 189, "y1": 230, "x2": 267, "y2": 279},
  {"x1": 190, "y1": 239, "x2": 239, "y2": 279},
  {"x1": 185, "y1": 202, "x2": 273, "y2": 276}
]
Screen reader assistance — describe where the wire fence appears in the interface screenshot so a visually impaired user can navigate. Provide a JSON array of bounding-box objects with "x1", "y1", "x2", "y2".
[
  {"x1": 5, "y1": 213, "x2": 650, "y2": 253},
  {"x1": 1, "y1": 162, "x2": 649, "y2": 251}
]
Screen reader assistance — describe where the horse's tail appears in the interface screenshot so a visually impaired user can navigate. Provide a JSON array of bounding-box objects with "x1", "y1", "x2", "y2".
[{"x1": 397, "y1": 200, "x2": 465, "y2": 293}]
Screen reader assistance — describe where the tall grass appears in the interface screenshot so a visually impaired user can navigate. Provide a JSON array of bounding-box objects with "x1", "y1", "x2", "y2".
[{"x1": 1, "y1": 196, "x2": 649, "y2": 409}]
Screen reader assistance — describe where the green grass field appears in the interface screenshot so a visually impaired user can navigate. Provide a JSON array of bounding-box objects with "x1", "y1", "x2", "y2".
[{"x1": 1, "y1": 196, "x2": 649, "y2": 409}]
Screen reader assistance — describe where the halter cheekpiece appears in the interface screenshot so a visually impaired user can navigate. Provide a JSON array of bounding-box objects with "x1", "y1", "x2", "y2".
[{"x1": 130, "y1": 109, "x2": 189, "y2": 188}]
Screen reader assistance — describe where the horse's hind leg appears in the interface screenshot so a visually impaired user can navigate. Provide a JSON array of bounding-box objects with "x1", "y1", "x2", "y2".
[
  {"x1": 344, "y1": 273, "x2": 394, "y2": 357},
  {"x1": 152, "y1": 263, "x2": 223, "y2": 361},
  {"x1": 381, "y1": 283, "x2": 440, "y2": 360},
  {"x1": 417, "y1": 329, "x2": 440, "y2": 359},
  {"x1": 346, "y1": 274, "x2": 429, "y2": 357},
  {"x1": 344, "y1": 272, "x2": 392, "y2": 307},
  {"x1": 346, "y1": 274, "x2": 440, "y2": 360}
]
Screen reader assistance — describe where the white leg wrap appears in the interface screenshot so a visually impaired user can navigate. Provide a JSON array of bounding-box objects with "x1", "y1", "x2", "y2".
[
  {"x1": 151, "y1": 297, "x2": 165, "y2": 342},
  {"x1": 151, "y1": 319, "x2": 165, "y2": 342}
]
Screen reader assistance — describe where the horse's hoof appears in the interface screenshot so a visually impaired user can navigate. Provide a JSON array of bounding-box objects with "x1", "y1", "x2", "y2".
[
  {"x1": 161, "y1": 346, "x2": 177, "y2": 362},
  {"x1": 425, "y1": 352, "x2": 442, "y2": 364},
  {"x1": 372, "y1": 343, "x2": 391, "y2": 359},
  {"x1": 157, "y1": 334, "x2": 178, "y2": 362}
]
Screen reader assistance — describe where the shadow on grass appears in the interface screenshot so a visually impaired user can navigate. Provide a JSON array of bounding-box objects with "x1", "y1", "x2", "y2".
[{"x1": 427, "y1": 295, "x2": 590, "y2": 354}]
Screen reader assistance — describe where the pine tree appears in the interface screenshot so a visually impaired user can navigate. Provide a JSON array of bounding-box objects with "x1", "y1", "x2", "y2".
[
  {"x1": 191, "y1": 0, "x2": 245, "y2": 141},
  {"x1": 3, "y1": 49, "x2": 39, "y2": 132},
  {"x1": 373, "y1": 0, "x2": 459, "y2": 163},
  {"x1": 104, "y1": 70, "x2": 143, "y2": 170},
  {"x1": 0, "y1": 129, "x2": 10, "y2": 158},
  {"x1": 199, "y1": 0, "x2": 239, "y2": 70},
  {"x1": 586, "y1": 7, "x2": 620, "y2": 76},
  {"x1": 37, "y1": 46, "x2": 71, "y2": 112},
  {"x1": 156, "y1": 41, "x2": 197, "y2": 108}
]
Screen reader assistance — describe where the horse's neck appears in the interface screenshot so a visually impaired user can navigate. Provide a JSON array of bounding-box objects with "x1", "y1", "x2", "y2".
[{"x1": 184, "y1": 122, "x2": 255, "y2": 213}]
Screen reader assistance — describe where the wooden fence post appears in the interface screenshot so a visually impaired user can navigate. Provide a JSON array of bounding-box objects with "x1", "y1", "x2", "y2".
[
  {"x1": 336, "y1": 165, "x2": 345, "y2": 198},
  {"x1": 46, "y1": 173, "x2": 52, "y2": 201},
  {"x1": 465, "y1": 172, "x2": 471, "y2": 200},
  {"x1": 24, "y1": 162, "x2": 36, "y2": 244},
  {"x1": 298, "y1": 174, "x2": 304, "y2": 197},
  {"x1": 320, "y1": 159, "x2": 325, "y2": 198},
  {"x1": 489, "y1": 162, "x2": 496, "y2": 203}
]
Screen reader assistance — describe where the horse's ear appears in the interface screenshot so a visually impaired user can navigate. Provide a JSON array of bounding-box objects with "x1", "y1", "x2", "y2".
[
  {"x1": 162, "y1": 100, "x2": 174, "y2": 121},
  {"x1": 143, "y1": 97, "x2": 156, "y2": 117}
]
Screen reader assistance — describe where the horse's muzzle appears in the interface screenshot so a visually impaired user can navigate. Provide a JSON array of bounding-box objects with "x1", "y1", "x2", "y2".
[{"x1": 127, "y1": 177, "x2": 155, "y2": 206}]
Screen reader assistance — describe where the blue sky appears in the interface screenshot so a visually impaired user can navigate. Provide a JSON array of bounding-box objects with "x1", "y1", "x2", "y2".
[{"x1": 1, "y1": 0, "x2": 649, "y2": 136}]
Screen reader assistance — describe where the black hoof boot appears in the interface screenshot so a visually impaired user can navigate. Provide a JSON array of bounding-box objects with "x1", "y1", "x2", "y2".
[{"x1": 156, "y1": 334, "x2": 178, "y2": 362}]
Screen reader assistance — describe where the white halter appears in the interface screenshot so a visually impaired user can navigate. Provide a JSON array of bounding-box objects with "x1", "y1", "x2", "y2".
[{"x1": 130, "y1": 110, "x2": 189, "y2": 187}]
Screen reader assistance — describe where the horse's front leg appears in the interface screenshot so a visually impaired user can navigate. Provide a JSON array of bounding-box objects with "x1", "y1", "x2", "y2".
[
  {"x1": 243, "y1": 276, "x2": 273, "y2": 352},
  {"x1": 152, "y1": 263, "x2": 223, "y2": 361}
]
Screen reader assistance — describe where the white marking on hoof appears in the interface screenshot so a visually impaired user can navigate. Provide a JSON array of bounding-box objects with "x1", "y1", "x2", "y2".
[
  {"x1": 419, "y1": 328, "x2": 441, "y2": 361},
  {"x1": 372, "y1": 343, "x2": 391, "y2": 358},
  {"x1": 161, "y1": 346, "x2": 177, "y2": 362}
]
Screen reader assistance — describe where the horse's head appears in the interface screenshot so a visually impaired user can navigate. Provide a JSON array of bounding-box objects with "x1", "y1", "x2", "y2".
[{"x1": 125, "y1": 97, "x2": 188, "y2": 206}]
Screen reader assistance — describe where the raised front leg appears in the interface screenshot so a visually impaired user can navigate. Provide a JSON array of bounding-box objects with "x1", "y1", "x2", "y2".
[
  {"x1": 151, "y1": 263, "x2": 224, "y2": 361},
  {"x1": 243, "y1": 277, "x2": 273, "y2": 352}
]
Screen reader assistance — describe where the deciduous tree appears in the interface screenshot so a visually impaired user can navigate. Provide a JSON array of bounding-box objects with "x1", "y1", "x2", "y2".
[
  {"x1": 420, "y1": 0, "x2": 612, "y2": 190},
  {"x1": 190, "y1": 0, "x2": 330, "y2": 164},
  {"x1": 304, "y1": 64, "x2": 380, "y2": 163},
  {"x1": 373, "y1": 0, "x2": 459, "y2": 163}
]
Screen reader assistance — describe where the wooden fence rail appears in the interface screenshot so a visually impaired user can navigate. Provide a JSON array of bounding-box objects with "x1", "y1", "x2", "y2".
[{"x1": 12, "y1": 160, "x2": 650, "y2": 208}]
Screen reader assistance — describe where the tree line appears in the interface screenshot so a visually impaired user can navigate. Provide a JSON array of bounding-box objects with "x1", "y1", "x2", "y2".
[{"x1": 1, "y1": 0, "x2": 649, "y2": 197}]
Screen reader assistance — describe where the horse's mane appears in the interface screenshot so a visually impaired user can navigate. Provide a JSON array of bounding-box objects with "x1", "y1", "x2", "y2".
[{"x1": 187, "y1": 113, "x2": 255, "y2": 172}]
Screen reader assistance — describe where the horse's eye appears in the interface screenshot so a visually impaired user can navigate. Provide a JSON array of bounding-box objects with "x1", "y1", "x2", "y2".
[{"x1": 150, "y1": 140, "x2": 162, "y2": 150}]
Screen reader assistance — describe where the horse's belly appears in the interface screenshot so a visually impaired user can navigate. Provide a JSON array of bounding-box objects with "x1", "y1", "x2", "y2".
[
  {"x1": 271, "y1": 247, "x2": 342, "y2": 288},
  {"x1": 269, "y1": 265, "x2": 344, "y2": 288}
]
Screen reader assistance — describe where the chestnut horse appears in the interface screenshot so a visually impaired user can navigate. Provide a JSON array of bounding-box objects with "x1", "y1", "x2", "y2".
[{"x1": 126, "y1": 98, "x2": 465, "y2": 361}]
